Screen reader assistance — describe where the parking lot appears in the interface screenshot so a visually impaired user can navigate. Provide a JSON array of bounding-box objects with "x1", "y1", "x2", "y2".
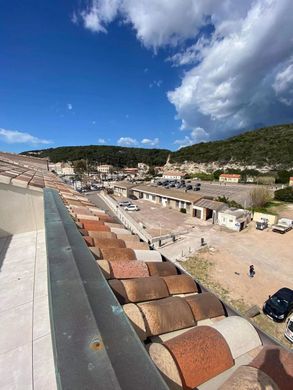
[{"x1": 155, "y1": 180, "x2": 275, "y2": 207}]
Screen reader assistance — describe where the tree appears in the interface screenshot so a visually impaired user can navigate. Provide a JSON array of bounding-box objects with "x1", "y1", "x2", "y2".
[
  {"x1": 250, "y1": 187, "x2": 271, "y2": 208},
  {"x1": 73, "y1": 159, "x2": 87, "y2": 175},
  {"x1": 274, "y1": 187, "x2": 293, "y2": 202}
]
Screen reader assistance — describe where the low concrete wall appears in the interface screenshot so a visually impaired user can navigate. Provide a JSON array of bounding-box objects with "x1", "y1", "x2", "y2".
[
  {"x1": 0, "y1": 183, "x2": 44, "y2": 237},
  {"x1": 253, "y1": 212, "x2": 277, "y2": 226}
]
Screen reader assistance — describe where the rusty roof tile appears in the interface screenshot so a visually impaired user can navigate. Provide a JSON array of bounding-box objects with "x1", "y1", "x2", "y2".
[
  {"x1": 184, "y1": 292, "x2": 225, "y2": 321},
  {"x1": 93, "y1": 238, "x2": 126, "y2": 249},
  {"x1": 109, "y1": 260, "x2": 149, "y2": 279},
  {"x1": 163, "y1": 326, "x2": 234, "y2": 389},
  {"x1": 146, "y1": 262, "x2": 178, "y2": 277},
  {"x1": 121, "y1": 276, "x2": 169, "y2": 303},
  {"x1": 162, "y1": 275, "x2": 198, "y2": 295},
  {"x1": 138, "y1": 296, "x2": 195, "y2": 337},
  {"x1": 100, "y1": 248, "x2": 136, "y2": 261}
]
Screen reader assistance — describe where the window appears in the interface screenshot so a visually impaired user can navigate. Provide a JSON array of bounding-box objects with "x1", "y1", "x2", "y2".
[{"x1": 176, "y1": 200, "x2": 179, "y2": 207}]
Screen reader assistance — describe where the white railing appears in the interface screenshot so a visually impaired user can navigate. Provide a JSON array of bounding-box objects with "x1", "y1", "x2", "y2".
[{"x1": 99, "y1": 192, "x2": 152, "y2": 243}]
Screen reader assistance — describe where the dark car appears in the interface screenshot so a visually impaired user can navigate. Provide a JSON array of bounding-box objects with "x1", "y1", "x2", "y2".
[
  {"x1": 193, "y1": 187, "x2": 200, "y2": 191},
  {"x1": 263, "y1": 288, "x2": 293, "y2": 321},
  {"x1": 186, "y1": 184, "x2": 192, "y2": 190}
]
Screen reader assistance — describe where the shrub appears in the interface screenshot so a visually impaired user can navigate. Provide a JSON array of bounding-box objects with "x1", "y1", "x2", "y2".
[
  {"x1": 250, "y1": 187, "x2": 272, "y2": 208},
  {"x1": 274, "y1": 187, "x2": 293, "y2": 202}
]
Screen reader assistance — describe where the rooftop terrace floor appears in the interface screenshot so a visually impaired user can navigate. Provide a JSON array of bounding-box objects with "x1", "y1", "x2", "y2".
[{"x1": 0, "y1": 230, "x2": 56, "y2": 390}]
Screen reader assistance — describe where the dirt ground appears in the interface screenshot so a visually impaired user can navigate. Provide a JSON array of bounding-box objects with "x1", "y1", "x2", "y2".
[{"x1": 126, "y1": 198, "x2": 293, "y2": 348}]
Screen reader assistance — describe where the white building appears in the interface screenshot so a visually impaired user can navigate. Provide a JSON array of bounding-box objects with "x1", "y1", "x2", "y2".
[
  {"x1": 219, "y1": 174, "x2": 241, "y2": 183},
  {"x1": 218, "y1": 208, "x2": 251, "y2": 231},
  {"x1": 49, "y1": 162, "x2": 74, "y2": 176},
  {"x1": 163, "y1": 171, "x2": 185, "y2": 180},
  {"x1": 97, "y1": 164, "x2": 113, "y2": 174}
]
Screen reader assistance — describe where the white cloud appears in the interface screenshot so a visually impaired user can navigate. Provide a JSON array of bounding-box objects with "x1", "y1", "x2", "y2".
[
  {"x1": 141, "y1": 137, "x2": 159, "y2": 146},
  {"x1": 0, "y1": 128, "x2": 52, "y2": 145},
  {"x1": 77, "y1": 0, "x2": 293, "y2": 143},
  {"x1": 92, "y1": 120, "x2": 96, "y2": 125},
  {"x1": 77, "y1": 1, "x2": 252, "y2": 49},
  {"x1": 168, "y1": 0, "x2": 293, "y2": 140},
  {"x1": 174, "y1": 127, "x2": 208, "y2": 149},
  {"x1": 97, "y1": 138, "x2": 106, "y2": 144},
  {"x1": 273, "y1": 61, "x2": 293, "y2": 106},
  {"x1": 81, "y1": 0, "x2": 121, "y2": 33},
  {"x1": 67, "y1": 103, "x2": 73, "y2": 110},
  {"x1": 117, "y1": 136, "x2": 138, "y2": 146}
]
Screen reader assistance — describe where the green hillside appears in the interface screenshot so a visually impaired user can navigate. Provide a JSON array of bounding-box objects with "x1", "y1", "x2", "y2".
[
  {"x1": 22, "y1": 124, "x2": 293, "y2": 168},
  {"x1": 22, "y1": 145, "x2": 170, "y2": 167},
  {"x1": 172, "y1": 124, "x2": 293, "y2": 167}
]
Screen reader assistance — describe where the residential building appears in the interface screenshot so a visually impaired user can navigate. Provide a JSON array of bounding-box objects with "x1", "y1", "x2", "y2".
[
  {"x1": 193, "y1": 198, "x2": 226, "y2": 222},
  {"x1": 218, "y1": 208, "x2": 251, "y2": 231},
  {"x1": 219, "y1": 173, "x2": 241, "y2": 183},
  {"x1": 289, "y1": 177, "x2": 293, "y2": 186},
  {"x1": 162, "y1": 171, "x2": 185, "y2": 180},
  {"x1": 131, "y1": 185, "x2": 203, "y2": 216},
  {"x1": 97, "y1": 164, "x2": 113, "y2": 174},
  {"x1": 113, "y1": 181, "x2": 135, "y2": 197},
  {"x1": 49, "y1": 162, "x2": 75, "y2": 176},
  {"x1": 123, "y1": 167, "x2": 138, "y2": 178}
]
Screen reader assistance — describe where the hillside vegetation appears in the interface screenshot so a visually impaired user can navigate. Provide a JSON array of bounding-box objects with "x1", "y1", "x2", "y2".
[
  {"x1": 172, "y1": 124, "x2": 293, "y2": 167},
  {"x1": 23, "y1": 145, "x2": 170, "y2": 167},
  {"x1": 22, "y1": 124, "x2": 293, "y2": 168}
]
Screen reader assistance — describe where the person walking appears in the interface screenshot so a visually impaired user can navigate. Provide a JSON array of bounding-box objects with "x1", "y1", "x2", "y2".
[{"x1": 249, "y1": 265, "x2": 255, "y2": 278}]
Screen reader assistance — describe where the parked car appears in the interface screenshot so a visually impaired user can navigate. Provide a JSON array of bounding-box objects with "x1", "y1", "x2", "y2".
[
  {"x1": 263, "y1": 288, "x2": 293, "y2": 321},
  {"x1": 118, "y1": 201, "x2": 132, "y2": 207},
  {"x1": 272, "y1": 218, "x2": 292, "y2": 234},
  {"x1": 193, "y1": 187, "x2": 200, "y2": 191},
  {"x1": 124, "y1": 204, "x2": 140, "y2": 211},
  {"x1": 186, "y1": 184, "x2": 192, "y2": 190},
  {"x1": 256, "y1": 220, "x2": 268, "y2": 230}
]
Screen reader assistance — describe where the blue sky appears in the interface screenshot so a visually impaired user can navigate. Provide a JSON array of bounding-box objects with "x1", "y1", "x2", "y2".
[{"x1": 0, "y1": 1, "x2": 293, "y2": 153}]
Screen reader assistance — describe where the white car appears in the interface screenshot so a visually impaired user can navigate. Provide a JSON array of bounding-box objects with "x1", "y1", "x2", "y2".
[
  {"x1": 124, "y1": 204, "x2": 139, "y2": 211},
  {"x1": 118, "y1": 201, "x2": 131, "y2": 207}
]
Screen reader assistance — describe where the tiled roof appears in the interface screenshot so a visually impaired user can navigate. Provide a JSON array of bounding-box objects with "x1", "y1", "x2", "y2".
[
  {"x1": 0, "y1": 152, "x2": 59, "y2": 191},
  {"x1": 220, "y1": 173, "x2": 241, "y2": 178},
  {"x1": 0, "y1": 151, "x2": 48, "y2": 170}
]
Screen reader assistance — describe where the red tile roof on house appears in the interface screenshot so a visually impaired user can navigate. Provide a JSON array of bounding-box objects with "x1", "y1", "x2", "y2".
[{"x1": 220, "y1": 174, "x2": 241, "y2": 178}]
